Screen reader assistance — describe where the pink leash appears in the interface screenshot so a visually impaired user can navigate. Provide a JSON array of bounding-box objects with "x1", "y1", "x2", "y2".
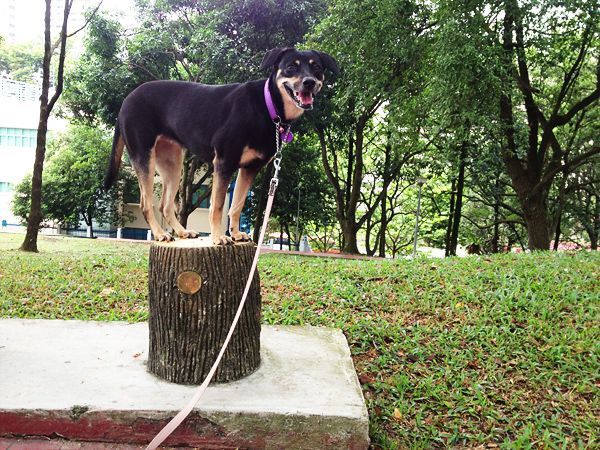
[{"x1": 146, "y1": 149, "x2": 285, "y2": 449}]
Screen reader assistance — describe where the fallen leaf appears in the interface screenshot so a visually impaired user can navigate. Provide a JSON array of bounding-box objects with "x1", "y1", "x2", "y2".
[
  {"x1": 100, "y1": 287, "x2": 115, "y2": 297},
  {"x1": 393, "y1": 408, "x2": 403, "y2": 421},
  {"x1": 358, "y1": 374, "x2": 376, "y2": 384}
]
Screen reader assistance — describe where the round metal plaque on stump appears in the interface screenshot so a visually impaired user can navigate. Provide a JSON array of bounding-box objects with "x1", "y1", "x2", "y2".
[{"x1": 177, "y1": 271, "x2": 202, "y2": 295}]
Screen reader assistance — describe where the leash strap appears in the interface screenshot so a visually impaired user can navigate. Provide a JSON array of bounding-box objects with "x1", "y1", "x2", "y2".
[{"x1": 145, "y1": 149, "x2": 284, "y2": 450}]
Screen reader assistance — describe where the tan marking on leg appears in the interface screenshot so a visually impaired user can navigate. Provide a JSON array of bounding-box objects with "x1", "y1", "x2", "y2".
[
  {"x1": 154, "y1": 135, "x2": 199, "y2": 239},
  {"x1": 209, "y1": 159, "x2": 233, "y2": 245},
  {"x1": 133, "y1": 149, "x2": 172, "y2": 242},
  {"x1": 239, "y1": 146, "x2": 263, "y2": 167},
  {"x1": 228, "y1": 168, "x2": 257, "y2": 242}
]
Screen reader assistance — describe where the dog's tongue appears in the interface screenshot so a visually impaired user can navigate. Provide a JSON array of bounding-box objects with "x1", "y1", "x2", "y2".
[{"x1": 299, "y1": 91, "x2": 314, "y2": 106}]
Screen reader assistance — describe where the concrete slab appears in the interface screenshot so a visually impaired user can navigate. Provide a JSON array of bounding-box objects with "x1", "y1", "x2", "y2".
[{"x1": 0, "y1": 319, "x2": 369, "y2": 449}]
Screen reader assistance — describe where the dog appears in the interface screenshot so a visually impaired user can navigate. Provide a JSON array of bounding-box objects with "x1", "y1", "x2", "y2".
[{"x1": 103, "y1": 47, "x2": 338, "y2": 245}]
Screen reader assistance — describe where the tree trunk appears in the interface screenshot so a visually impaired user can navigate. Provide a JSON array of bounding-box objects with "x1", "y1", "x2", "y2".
[
  {"x1": 590, "y1": 233, "x2": 598, "y2": 250},
  {"x1": 21, "y1": 111, "x2": 49, "y2": 252},
  {"x1": 341, "y1": 221, "x2": 359, "y2": 254},
  {"x1": 552, "y1": 212, "x2": 562, "y2": 251},
  {"x1": 148, "y1": 241, "x2": 261, "y2": 384},
  {"x1": 522, "y1": 192, "x2": 551, "y2": 250},
  {"x1": 492, "y1": 178, "x2": 501, "y2": 253},
  {"x1": 444, "y1": 178, "x2": 456, "y2": 256},
  {"x1": 444, "y1": 179, "x2": 456, "y2": 257},
  {"x1": 177, "y1": 155, "x2": 193, "y2": 228},
  {"x1": 589, "y1": 193, "x2": 599, "y2": 250},
  {"x1": 448, "y1": 144, "x2": 467, "y2": 256},
  {"x1": 21, "y1": 0, "x2": 71, "y2": 251},
  {"x1": 378, "y1": 194, "x2": 387, "y2": 258},
  {"x1": 21, "y1": 2, "x2": 53, "y2": 253}
]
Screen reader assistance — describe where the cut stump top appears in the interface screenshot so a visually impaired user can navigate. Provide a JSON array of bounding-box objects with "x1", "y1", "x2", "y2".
[{"x1": 152, "y1": 238, "x2": 255, "y2": 249}]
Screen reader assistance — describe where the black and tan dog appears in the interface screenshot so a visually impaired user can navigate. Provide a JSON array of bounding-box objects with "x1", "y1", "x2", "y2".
[{"x1": 104, "y1": 47, "x2": 338, "y2": 245}]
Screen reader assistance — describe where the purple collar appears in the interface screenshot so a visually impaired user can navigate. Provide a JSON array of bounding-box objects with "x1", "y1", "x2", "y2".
[{"x1": 264, "y1": 79, "x2": 293, "y2": 143}]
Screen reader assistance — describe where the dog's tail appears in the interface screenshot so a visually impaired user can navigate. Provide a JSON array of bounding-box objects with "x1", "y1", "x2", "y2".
[{"x1": 103, "y1": 120, "x2": 125, "y2": 191}]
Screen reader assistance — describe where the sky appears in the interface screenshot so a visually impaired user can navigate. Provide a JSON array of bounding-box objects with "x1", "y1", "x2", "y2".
[{"x1": 2, "y1": 0, "x2": 137, "y2": 44}]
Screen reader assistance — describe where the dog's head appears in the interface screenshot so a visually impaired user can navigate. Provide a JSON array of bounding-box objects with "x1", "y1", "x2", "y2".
[{"x1": 261, "y1": 47, "x2": 339, "y2": 112}]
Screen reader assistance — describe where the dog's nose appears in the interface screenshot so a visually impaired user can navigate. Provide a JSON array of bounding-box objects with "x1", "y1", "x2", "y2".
[{"x1": 302, "y1": 78, "x2": 316, "y2": 89}]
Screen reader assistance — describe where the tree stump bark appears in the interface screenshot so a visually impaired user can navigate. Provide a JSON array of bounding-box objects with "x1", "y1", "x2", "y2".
[{"x1": 147, "y1": 239, "x2": 261, "y2": 384}]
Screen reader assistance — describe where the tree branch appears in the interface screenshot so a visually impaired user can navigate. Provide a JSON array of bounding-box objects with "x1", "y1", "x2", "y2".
[
  {"x1": 531, "y1": 146, "x2": 600, "y2": 198},
  {"x1": 551, "y1": 21, "x2": 594, "y2": 118},
  {"x1": 66, "y1": 0, "x2": 104, "y2": 38},
  {"x1": 47, "y1": 0, "x2": 72, "y2": 114}
]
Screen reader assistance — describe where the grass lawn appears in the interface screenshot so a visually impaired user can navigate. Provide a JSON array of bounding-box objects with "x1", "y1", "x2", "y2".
[{"x1": 0, "y1": 233, "x2": 598, "y2": 449}]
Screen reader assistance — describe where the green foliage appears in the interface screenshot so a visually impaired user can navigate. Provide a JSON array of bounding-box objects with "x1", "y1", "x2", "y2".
[
  {"x1": 0, "y1": 41, "x2": 44, "y2": 82},
  {"x1": 426, "y1": 0, "x2": 599, "y2": 250},
  {"x1": 63, "y1": 15, "x2": 139, "y2": 125},
  {"x1": 309, "y1": 0, "x2": 426, "y2": 111},
  {"x1": 1, "y1": 233, "x2": 598, "y2": 447},
  {"x1": 11, "y1": 177, "x2": 37, "y2": 226},
  {"x1": 11, "y1": 125, "x2": 136, "y2": 229},
  {"x1": 253, "y1": 133, "x2": 335, "y2": 245}
]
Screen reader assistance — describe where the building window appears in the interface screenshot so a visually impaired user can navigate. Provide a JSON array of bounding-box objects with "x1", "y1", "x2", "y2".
[
  {"x1": 0, "y1": 182, "x2": 14, "y2": 193},
  {"x1": 0, "y1": 128, "x2": 37, "y2": 148}
]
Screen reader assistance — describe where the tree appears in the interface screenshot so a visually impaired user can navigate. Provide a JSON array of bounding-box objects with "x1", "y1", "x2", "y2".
[
  {"x1": 307, "y1": 0, "x2": 432, "y2": 254},
  {"x1": 47, "y1": 125, "x2": 132, "y2": 234},
  {"x1": 498, "y1": 0, "x2": 599, "y2": 250},
  {"x1": 256, "y1": 133, "x2": 335, "y2": 250},
  {"x1": 563, "y1": 160, "x2": 600, "y2": 249},
  {"x1": 21, "y1": 0, "x2": 101, "y2": 252},
  {"x1": 432, "y1": 0, "x2": 599, "y2": 250},
  {"x1": 12, "y1": 125, "x2": 136, "y2": 233},
  {"x1": 360, "y1": 120, "x2": 431, "y2": 257},
  {"x1": 0, "y1": 41, "x2": 44, "y2": 82}
]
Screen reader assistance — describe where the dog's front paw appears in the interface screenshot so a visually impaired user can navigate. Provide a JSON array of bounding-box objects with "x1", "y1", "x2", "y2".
[
  {"x1": 212, "y1": 234, "x2": 234, "y2": 245},
  {"x1": 231, "y1": 231, "x2": 252, "y2": 242},
  {"x1": 178, "y1": 229, "x2": 200, "y2": 239},
  {"x1": 155, "y1": 232, "x2": 174, "y2": 242}
]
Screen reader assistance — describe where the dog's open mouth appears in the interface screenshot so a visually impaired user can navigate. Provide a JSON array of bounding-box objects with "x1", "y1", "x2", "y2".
[{"x1": 284, "y1": 84, "x2": 314, "y2": 110}]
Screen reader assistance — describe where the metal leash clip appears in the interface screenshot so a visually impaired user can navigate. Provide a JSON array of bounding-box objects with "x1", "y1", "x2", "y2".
[{"x1": 270, "y1": 120, "x2": 288, "y2": 194}]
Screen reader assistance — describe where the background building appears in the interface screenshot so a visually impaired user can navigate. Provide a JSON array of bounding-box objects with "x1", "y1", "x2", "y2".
[
  {"x1": 0, "y1": 78, "x2": 66, "y2": 229},
  {"x1": 0, "y1": 0, "x2": 94, "y2": 45}
]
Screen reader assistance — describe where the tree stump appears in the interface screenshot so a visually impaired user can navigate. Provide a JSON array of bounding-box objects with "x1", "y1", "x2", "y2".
[{"x1": 147, "y1": 239, "x2": 261, "y2": 384}]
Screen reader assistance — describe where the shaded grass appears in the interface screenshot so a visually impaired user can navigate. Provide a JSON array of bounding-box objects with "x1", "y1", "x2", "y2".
[{"x1": 1, "y1": 233, "x2": 598, "y2": 448}]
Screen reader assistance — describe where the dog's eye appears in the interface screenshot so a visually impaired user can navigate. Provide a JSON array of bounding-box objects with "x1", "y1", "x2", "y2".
[{"x1": 286, "y1": 65, "x2": 298, "y2": 72}]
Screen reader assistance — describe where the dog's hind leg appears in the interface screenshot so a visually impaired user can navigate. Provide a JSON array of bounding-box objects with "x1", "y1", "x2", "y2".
[
  {"x1": 154, "y1": 136, "x2": 199, "y2": 239},
  {"x1": 228, "y1": 167, "x2": 258, "y2": 242},
  {"x1": 209, "y1": 158, "x2": 235, "y2": 245},
  {"x1": 132, "y1": 149, "x2": 173, "y2": 242}
]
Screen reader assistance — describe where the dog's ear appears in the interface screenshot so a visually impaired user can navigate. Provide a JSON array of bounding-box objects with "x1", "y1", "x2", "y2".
[
  {"x1": 316, "y1": 51, "x2": 340, "y2": 76},
  {"x1": 260, "y1": 47, "x2": 294, "y2": 71}
]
